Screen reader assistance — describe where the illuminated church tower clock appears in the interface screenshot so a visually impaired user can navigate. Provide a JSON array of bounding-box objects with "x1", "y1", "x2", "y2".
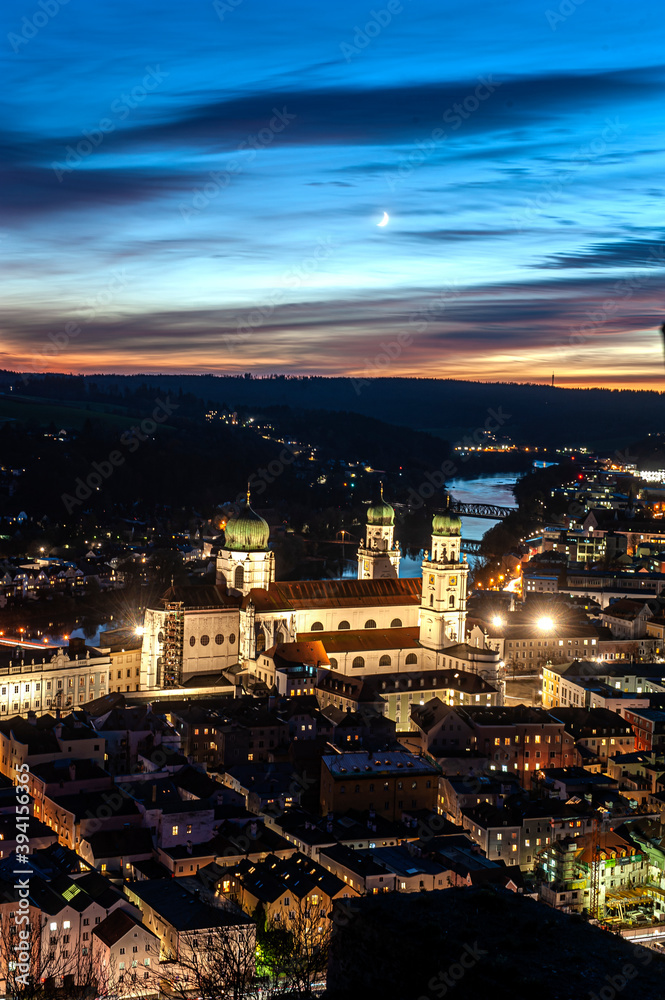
[{"x1": 419, "y1": 499, "x2": 468, "y2": 649}]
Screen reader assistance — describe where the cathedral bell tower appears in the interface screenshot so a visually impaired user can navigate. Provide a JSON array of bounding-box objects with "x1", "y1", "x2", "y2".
[
  {"x1": 216, "y1": 486, "x2": 275, "y2": 596},
  {"x1": 357, "y1": 484, "x2": 401, "y2": 580},
  {"x1": 419, "y1": 499, "x2": 468, "y2": 649}
]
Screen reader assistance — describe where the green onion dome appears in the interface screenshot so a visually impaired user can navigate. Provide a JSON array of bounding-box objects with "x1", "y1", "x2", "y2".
[
  {"x1": 224, "y1": 492, "x2": 269, "y2": 551},
  {"x1": 432, "y1": 498, "x2": 462, "y2": 536},
  {"x1": 367, "y1": 484, "x2": 394, "y2": 526}
]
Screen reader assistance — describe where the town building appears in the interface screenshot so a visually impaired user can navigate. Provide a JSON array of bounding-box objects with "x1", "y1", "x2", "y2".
[
  {"x1": 320, "y1": 750, "x2": 439, "y2": 821},
  {"x1": 123, "y1": 878, "x2": 254, "y2": 964},
  {"x1": 621, "y1": 707, "x2": 665, "y2": 752},
  {"x1": 542, "y1": 660, "x2": 665, "y2": 711},
  {"x1": 0, "y1": 639, "x2": 112, "y2": 718},
  {"x1": 537, "y1": 831, "x2": 646, "y2": 915},
  {"x1": 91, "y1": 908, "x2": 160, "y2": 996},
  {"x1": 442, "y1": 705, "x2": 579, "y2": 785}
]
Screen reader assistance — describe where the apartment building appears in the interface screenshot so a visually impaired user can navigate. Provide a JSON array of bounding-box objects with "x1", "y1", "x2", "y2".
[
  {"x1": 453, "y1": 706, "x2": 579, "y2": 786},
  {"x1": 124, "y1": 879, "x2": 254, "y2": 964},
  {"x1": 320, "y1": 751, "x2": 439, "y2": 821},
  {"x1": 0, "y1": 713, "x2": 106, "y2": 781}
]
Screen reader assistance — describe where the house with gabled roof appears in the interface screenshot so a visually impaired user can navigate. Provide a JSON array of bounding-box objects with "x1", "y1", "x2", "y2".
[{"x1": 92, "y1": 908, "x2": 159, "y2": 997}]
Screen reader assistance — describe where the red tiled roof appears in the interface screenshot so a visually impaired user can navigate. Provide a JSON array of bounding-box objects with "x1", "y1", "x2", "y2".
[
  {"x1": 264, "y1": 641, "x2": 330, "y2": 667},
  {"x1": 297, "y1": 625, "x2": 421, "y2": 653}
]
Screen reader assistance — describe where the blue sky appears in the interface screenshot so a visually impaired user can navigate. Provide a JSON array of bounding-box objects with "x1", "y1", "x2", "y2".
[{"x1": 2, "y1": 0, "x2": 664, "y2": 385}]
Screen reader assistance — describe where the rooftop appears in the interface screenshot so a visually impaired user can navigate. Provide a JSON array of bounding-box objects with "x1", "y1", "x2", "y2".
[
  {"x1": 298, "y1": 626, "x2": 421, "y2": 653},
  {"x1": 93, "y1": 908, "x2": 156, "y2": 947},
  {"x1": 126, "y1": 879, "x2": 251, "y2": 930},
  {"x1": 244, "y1": 577, "x2": 422, "y2": 614},
  {"x1": 322, "y1": 750, "x2": 438, "y2": 779}
]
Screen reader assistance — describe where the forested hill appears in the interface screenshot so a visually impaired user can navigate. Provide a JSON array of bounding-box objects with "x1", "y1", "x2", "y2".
[{"x1": 2, "y1": 373, "x2": 663, "y2": 450}]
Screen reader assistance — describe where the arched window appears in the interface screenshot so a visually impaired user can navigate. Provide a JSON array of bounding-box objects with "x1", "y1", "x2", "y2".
[
  {"x1": 352, "y1": 656, "x2": 365, "y2": 669},
  {"x1": 379, "y1": 654, "x2": 391, "y2": 667},
  {"x1": 449, "y1": 595, "x2": 455, "y2": 607},
  {"x1": 405, "y1": 653, "x2": 418, "y2": 665},
  {"x1": 338, "y1": 620, "x2": 350, "y2": 630},
  {"x1": 256, "y1": 629, "x2": 265, "y2": 653},
  {"x1": 310, "y1": 622, "x2": 324, "y2": 631},
  {"x1": 234, "y1": 564, "x2": 244, "y2": 590},
  {"x1": 329, "y1": 657, "x2": 338, "y2": 669},
  {"x1": 276, "y1": 628, "x2": 286, "y2": 645},
  {"x1": 390, "y1": 618, "x2": 402, "y2": 628},
  {"x1": 365, "y1": 619, "x2": 376, "y2": 629},
  {"x1": 430, "y1": 594, "x2": 434, "y2": 607}
]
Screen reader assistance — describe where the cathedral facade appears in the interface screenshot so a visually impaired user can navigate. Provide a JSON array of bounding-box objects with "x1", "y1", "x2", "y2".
[{"x1": 140, "y1": 493, "x2": 504, "y2": 699}]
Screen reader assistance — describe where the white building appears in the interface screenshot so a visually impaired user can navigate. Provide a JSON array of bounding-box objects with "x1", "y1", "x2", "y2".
[{"x1": 0, "y1": 641, "x2": 111, "y2": 717}]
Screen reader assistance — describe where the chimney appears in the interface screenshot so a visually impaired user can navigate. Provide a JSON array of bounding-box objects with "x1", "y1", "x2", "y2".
[
  {"x1": 186, "y1": 841, "x2": 192, "y2": 855},
  {"x1": 54, "y1": 723, "x2": 63, "y2": 740},
  {"x1": 68, "y1": 637, "x2": 86, "y2": 656},
  {"x1": 69, "y1": 762, "x2": 76, "y2": 783},
  {"x1": 249, "y1": 821, "x2": 258, "y2": 838},
  {"x1": 26, "y1": 711, "x2": 37, "y2": 727}
]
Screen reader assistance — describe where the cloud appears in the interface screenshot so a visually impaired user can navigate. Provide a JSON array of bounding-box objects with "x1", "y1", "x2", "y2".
[
  {"x1": 539, "y1": 238, "x2": 665, "y2": 270},
  {"x1": 3, "y1": 272, "x2": 662, "y2": 383}
]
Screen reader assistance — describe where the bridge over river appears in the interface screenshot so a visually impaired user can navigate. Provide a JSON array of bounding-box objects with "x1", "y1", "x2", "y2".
[{"x1": 393, "y1": 500, "x2": 517, "y2": 521}]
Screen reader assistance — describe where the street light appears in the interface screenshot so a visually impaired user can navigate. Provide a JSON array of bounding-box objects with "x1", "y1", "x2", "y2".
[
  {"x1": 537, "y1": 616, "x2": 554, "y2": 631},
  {"x1": 492, "y1": 616, "x2": 504, "y2": 628}
]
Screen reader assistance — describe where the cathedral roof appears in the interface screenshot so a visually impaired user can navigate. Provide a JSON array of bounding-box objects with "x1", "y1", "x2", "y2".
[{"x1": 242, "y1": 577, "x2": 421, "y2": 613}]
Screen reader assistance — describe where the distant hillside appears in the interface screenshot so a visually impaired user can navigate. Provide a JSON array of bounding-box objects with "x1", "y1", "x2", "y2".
[{"x1": 1, "y1": 373, "x2": 663, "y2": 450}]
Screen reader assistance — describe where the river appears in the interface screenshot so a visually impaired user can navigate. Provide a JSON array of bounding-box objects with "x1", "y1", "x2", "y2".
[{"x1": 398, "y1": 472, "x2": 524, "y2": 575}]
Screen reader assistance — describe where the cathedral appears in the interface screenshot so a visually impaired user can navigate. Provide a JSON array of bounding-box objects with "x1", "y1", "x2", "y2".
[{"x1": 140, "y1": 492, "x2": 504, "y2": 700}]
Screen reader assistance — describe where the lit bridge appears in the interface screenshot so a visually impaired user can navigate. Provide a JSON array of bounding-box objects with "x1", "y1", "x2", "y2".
[
  {"x1": 394, "y1": 500, "x2": 517, "y2": 520},
  {"x1": 449, "y1": 501, "x2": 517, "y2": 520},
  {"x1": 461, "y1": 539, "x2": 482, "y2": 555}
]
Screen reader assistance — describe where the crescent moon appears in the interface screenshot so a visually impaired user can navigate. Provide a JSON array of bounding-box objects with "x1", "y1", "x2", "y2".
[{"x1": 377, "y1": 211, "x2": 389, "y2": 227}]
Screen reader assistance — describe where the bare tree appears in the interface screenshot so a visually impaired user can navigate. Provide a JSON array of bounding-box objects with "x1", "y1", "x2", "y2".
[
  {"x1": 145, "y1": 922, "x2": 258, "y2": 1000},
  {"x1": 92, "y1": 948, "x2": 152, "y2": 1000},
  {"x1": 0, "y1": 911, "x2": 98, "y2": 1000}
]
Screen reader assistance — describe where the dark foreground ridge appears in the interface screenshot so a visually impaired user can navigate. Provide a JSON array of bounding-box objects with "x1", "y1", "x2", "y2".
[{"x1": 326, "y1": 885, "x2": 664, "y2": 1000}]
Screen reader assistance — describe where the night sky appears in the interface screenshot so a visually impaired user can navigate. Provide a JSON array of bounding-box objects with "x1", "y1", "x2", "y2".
[{"x1": 2, "y1": 0, "x2": 663, "y2": 386}]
